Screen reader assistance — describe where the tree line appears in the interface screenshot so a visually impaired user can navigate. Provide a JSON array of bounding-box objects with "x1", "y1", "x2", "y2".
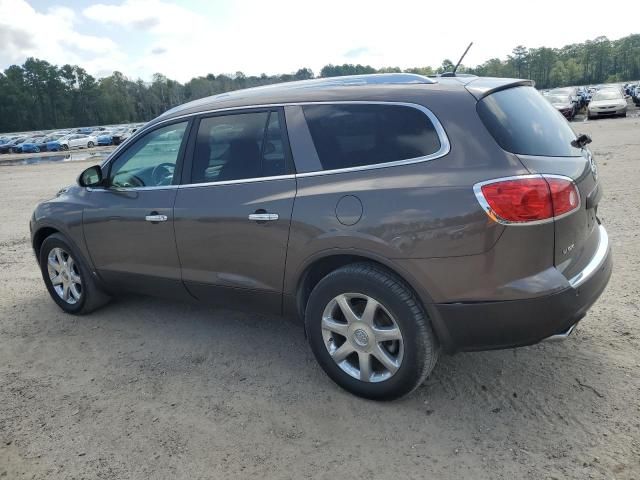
[{"x1": 1, "y1": 34, "x2": 638, "y2": 133}]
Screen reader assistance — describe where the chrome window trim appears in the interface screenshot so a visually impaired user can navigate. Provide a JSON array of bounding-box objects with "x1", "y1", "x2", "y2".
[
  {"x1": 473, "y1": 174, "x2": 582, "y2": 226},
  {"x1": 87, "y1": 185, "x2": 179, "y2": 192},
  {"x1": 179, "y1": 174, "x2": 296, "y2": 189},
  {"x1": 98, "y1": 101, "x2": 451, "y2": 187},
  {"x1": 568, "y1": 224, "x2": 609, "y2": 288}
]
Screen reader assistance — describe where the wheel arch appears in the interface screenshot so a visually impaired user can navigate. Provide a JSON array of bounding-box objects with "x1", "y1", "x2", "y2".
[
  {"x1": 292, "y1": 250, "x2": 453, "y2": 349},
  {"x1": 32, "y1": 225, "x2": 60, "y2": 258}
]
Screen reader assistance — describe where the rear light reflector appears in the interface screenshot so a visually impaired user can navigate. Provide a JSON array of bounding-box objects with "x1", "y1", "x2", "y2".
[{"x1": 474, "y1": 175, "x2": 580, "y2": 224}]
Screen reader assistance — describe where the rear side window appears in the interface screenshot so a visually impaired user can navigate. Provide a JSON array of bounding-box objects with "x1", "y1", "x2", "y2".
[
  {"x1": 302, "y1": 104, "x2": 441, "y2": 171},
  {"x1": 478, "y1": 86, "x2": 580, "y2": 157},
  {"x1": 191, "y1": 110, "x2": 288, "y2": 183}
]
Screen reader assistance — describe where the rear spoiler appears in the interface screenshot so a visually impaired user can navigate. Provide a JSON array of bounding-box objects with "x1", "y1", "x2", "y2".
[{"x1": 465, "y1": 77, "x2": 535, "y2": 100}]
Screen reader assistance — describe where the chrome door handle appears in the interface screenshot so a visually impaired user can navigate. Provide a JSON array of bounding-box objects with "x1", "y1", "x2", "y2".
[
  {"x1": 248, "y1": 213, "x2": 279, "y2": 221},
  {"x1": 145, "y1": 214, "x2": 168, "y2": 222}
]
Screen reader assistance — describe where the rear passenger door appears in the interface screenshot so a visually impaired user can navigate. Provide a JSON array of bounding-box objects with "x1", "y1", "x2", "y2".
[{"x1": 173, "y1": 108, "x2": 296, "y2": 314}]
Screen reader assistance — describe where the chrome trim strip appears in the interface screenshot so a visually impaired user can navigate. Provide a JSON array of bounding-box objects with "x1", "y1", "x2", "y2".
[
  {"x1": 100, "y1": 101, "x2": 451, "y2": 180},
  {"x1": 87, "y1": 185, "x2": 179, "y2": 192},
  {"x1": 544, "y1": 323, "x2": 577, "y2": 342},
  {"x1": 472, "y1": 174, "x2": 581, "y2": 226},
  {"x1": 568, "y1": 224, "x2": 609, "y2": 288},
  {"x1": 179, "y1": 174, "x2": 295, "y2": 189}
]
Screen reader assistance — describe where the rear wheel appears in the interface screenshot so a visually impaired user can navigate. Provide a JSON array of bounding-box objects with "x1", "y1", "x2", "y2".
[
  {"x1": 305, "y1": 263, "x2": 439, "y2": 400},
  {"x1": 34, "y1": 146, "x2": 40, "y2": 153},
  {"x1": 87, "y1": 141, "x2": 94, "y2": 148},
  {"x1": 39, "y1": 233, "x2": 110, "y2": 314}
]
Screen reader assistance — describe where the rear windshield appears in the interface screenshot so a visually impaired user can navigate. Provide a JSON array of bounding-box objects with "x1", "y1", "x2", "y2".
[{"x1": 478, "y1": 86, "x2": 580, "y2": 157}]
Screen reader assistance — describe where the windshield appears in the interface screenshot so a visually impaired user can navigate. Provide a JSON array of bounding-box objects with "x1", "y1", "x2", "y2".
[
  {"x1": 548, "y1": 95, "x2": 570, "y2": 105},
  {"x1": 478, "y1": 86, "x2": 580, "y2": 157},
  {"x1": 593, "y1": 90, "x2": 622, "y2": 101}
]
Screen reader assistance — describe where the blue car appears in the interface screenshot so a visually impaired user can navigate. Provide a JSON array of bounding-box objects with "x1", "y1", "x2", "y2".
[
  {"x1": 19, "y1": 136, "x2": 49, "y2": 153},
  {"x1": 0, "y1": 137, "x2": 26, "y2": 154},
  {"x1": 96, "y1": 132, "x2": 113, "y2": 146},
  {"x1": 11, "y1": 137, "x2": 44, "y2": 153},
  {"x1": 46, "y1": 139, "x2": 62, "y2": 151}
]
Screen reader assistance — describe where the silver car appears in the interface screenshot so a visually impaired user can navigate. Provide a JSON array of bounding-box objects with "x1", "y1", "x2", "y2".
[{"x1": 587, "y1": 88, "x2": 627, "y2": 119}]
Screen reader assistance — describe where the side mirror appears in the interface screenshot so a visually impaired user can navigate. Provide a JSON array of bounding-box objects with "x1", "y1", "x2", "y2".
[
  {"x1": 78, "y1": 165, "x2": 104, "y2": 187},
  {"x1": 571, "y1": 133, "x2": 592, "y2": 149}
]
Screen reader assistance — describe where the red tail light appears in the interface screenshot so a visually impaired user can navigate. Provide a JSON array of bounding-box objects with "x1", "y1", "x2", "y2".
[{"x1": 474, "y1": 175, "x2": 580, "y2": 224}]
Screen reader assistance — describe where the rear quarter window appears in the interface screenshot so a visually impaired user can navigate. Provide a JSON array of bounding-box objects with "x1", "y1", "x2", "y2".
[
  {"x1": 302, "y1": 104, "x2": 442, "y2": 171},
  {"x1": 477, "y1": 86, "x2": 580, "y2": 157}
]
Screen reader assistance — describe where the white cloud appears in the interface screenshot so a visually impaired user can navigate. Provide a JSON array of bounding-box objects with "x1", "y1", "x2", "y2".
[
  {"x1": 1, "y1": 0, "x2": 637, "y2": 83},
  {"x1": 83, "y1": 0, "x2": 207, "y2": 35},
  {"x1": 0, "y1": 0, "x2": 124, "y2": 76}
]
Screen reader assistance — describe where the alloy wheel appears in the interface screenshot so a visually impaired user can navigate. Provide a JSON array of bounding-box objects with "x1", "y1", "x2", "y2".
[
  {"x1": 321, "y1": 293, "x2": 404, "y2": 383},
  {"x1": 47, "y1": 247, "x2": 82, "y2": 304}
]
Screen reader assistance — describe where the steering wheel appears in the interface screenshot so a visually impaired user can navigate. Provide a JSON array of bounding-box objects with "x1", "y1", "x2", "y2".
[
  {"x1": 151, "y1": 163, "x2": 175, "y2": 186},
  {"x1": 116, "y1": 174, "x2": 144, "y2": 188}
]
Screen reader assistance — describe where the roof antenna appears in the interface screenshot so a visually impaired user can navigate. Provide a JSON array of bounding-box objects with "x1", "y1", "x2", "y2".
[{"x1": 441, "y1": 42, "x2": 473, "y2": 77}]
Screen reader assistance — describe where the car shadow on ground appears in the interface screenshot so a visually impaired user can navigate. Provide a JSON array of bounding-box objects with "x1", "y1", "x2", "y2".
[{"x1": 26, "y1": 291, "x2": 608, "y2": 417}]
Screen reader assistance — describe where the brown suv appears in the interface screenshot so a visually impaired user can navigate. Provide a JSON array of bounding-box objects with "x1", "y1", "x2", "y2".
[{"x1": 30, "y1": 74, "x2": 612, "y2": 400}]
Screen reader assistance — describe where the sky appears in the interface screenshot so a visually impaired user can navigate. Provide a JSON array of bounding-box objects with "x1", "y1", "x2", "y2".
[{"x1": 0, "y1": 0, "x2": 637, "y2": 83}]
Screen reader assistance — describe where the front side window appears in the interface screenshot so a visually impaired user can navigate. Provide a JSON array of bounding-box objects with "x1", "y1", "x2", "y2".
[
  {"x1": 302, "y1": 104, "x2": 442, "y2": 171},
  {"x1": 190, "y1": 110, "x2": 287, "y2": 184},
  {"x1": 109, "y1": 121, "x2": 188, "y2": 188}
]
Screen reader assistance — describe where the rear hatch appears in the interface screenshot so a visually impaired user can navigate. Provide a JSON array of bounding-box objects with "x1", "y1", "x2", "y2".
[{"x1": 475, "y1": 85, "x2": 601, "y2": 280}]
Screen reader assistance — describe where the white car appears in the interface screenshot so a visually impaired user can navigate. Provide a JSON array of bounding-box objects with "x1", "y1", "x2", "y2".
[
  {"x1": 58, "y1": 134, "x2": 98, "y2": 151},
  {"x1": 587, "y1": 89, "x2": 627, "y2": 119}
]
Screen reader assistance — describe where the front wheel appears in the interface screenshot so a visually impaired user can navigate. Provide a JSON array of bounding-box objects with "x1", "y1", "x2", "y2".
[
  {"x1": 305, "y1": 263, "x2": 439, "y2": 400},
  {"x1": 87, "y1": 141, "x2": 94, "y2": 148},
  {"x1": 61, "y1": 144, "x2": 69, "y2": 151},
  {"x1": 39, "y1": 233, "x2": 110, "y2": 314}
]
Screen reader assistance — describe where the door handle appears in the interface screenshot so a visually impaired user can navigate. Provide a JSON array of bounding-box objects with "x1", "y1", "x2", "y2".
[
  {"x1": 248, "y1": 213, "x2": 279, "y2": 221},
  {"x1": 145, "y1": 214, "x2": 168, "y2": 222}
]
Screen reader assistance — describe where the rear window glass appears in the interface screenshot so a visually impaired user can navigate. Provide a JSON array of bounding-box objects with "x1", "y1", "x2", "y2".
[
  {"x1": 478, "y1": 86, "x2": 580, "y2": 157},
  {"x1": 302, "y1": 104, "x2": 441, "y2": 171}
]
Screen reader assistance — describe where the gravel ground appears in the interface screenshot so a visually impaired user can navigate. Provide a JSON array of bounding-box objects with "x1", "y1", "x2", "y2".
[{"x1": 0, "y1": 116, "x2": 638, "y2": 479}]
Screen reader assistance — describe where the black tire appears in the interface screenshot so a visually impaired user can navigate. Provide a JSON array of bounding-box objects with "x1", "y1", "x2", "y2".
[
  {"x1": 34, "y1": 146, "x2": 40, "y2": 153},
  {"x1": 61, "y1": 144, "x2": 69, "y2": 151},
  {"x1": 87, "y1": 141, "x2": 94, "y2": 148},
  {"x1": 305, "y1": 262, "x2": 439, "y2": 400},
  {"x1": 39, "y1": 233, "x2": 110, "y2": 315}
]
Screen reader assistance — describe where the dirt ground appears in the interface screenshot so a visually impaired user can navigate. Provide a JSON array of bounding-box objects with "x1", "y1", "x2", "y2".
[{"x1": 0, "y1": 116, "x2": 638, "y2": 480}]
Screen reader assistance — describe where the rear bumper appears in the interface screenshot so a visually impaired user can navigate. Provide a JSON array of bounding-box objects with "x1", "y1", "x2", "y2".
[{"x1": 435, "y1": 225, "x2": 612, "y2": 352}]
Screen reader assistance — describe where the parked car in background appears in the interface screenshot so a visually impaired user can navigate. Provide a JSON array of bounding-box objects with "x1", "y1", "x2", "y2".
[
  {"x1": 20, "y1": 136, "x2": 51, "y2": 153},
  {"x1": 31, "y1": 74, "x2": 612, "y2": 400},
  {"x1": 58, "y1": 134, "x2": 97, "y2": 150},
  {"x1": 549, "y1": 87, "x2": 582, "y2": 110},
  {"x1": 632, "y1": 84, "x2": 640, "y2": 106},
  {"x1": 44, "y1": 135, "x2": 64, "y2": 152},
  {"x1": 0, "y1": 137, "x2": 26, "y2": 154},
  {"x1": 12, "y1": 136, "x2": 46, "y2": 154},
  {"x1": 96, "y1": 131, "x2": 115, "y2": 146},
  {"x1": 546, "y1": 93, "x2": 576, "y2": 119},
  {"x1": 588, "y1": 88, "x2": 628, "y2": 119},
  {"x1": 111, "y1": 127, "x2": 138, "y2": 145}
]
